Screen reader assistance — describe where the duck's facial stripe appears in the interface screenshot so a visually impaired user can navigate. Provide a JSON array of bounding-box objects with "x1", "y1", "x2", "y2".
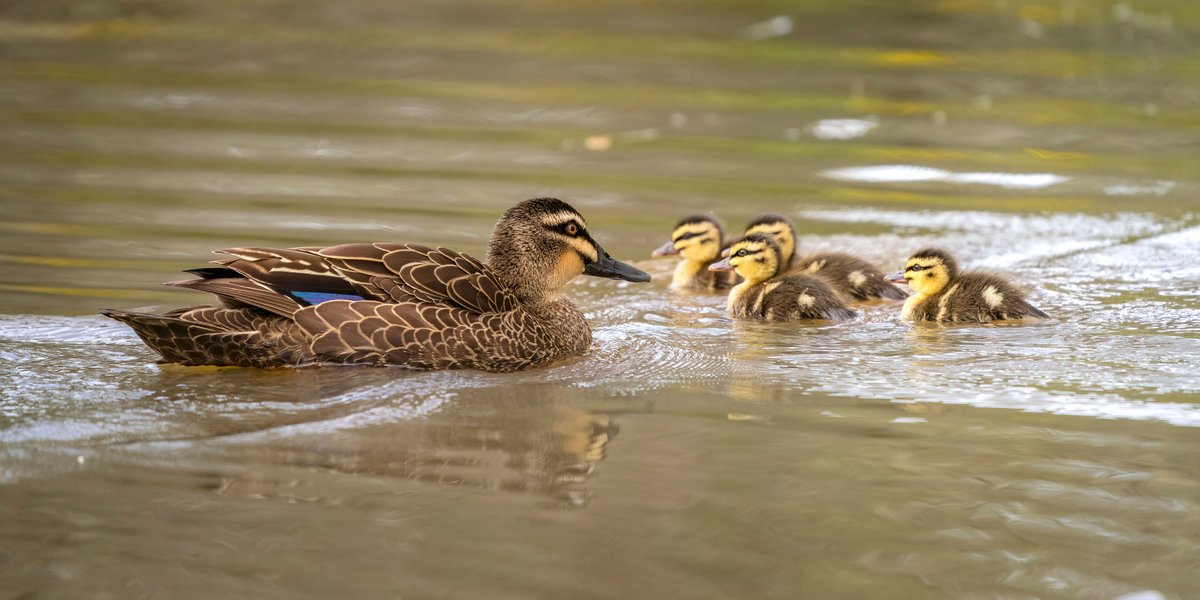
[
  {"x1": 543, "y1": 215, "x2": 596, "y2": 259},
  {"x1": 566, "y1": 236, "x2": 600, "y2": 263},
  {"x1": 541, "y1": 211, "x2": 587, "y2": 230}
]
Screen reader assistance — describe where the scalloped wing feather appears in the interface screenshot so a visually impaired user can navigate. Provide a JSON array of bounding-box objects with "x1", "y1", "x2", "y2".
[
  {"x1": 213, "y1": 246, "x2": 368, "y2": 298},
  {"x1": 383, "y1": 246, "x2": 516, "y2": 314}
]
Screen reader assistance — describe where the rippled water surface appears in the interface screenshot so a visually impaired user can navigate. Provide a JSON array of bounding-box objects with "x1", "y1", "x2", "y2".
[{"x1": 2, "y1": 1, "x2": 1199, "y2": 598}]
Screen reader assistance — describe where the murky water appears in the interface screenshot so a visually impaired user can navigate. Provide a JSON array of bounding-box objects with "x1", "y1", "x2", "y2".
[{"x1": 2, "y1": 0, "x2": 1199, "y2": 598}]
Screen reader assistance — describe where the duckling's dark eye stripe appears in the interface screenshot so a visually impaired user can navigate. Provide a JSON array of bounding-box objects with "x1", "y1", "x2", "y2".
[
  {"x1": 906, "y1": 264, "x2": 927, "y2": 273},
  {"x1": 673, "y1": 231, "x2": 704, "y2": 242}
]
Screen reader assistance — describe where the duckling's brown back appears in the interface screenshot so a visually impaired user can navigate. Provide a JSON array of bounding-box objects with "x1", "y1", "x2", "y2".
[
  {"x1": 731, "y1": 273, "x2": 855, "y2": 322},
  {"x1": 793, "y1": 252, "x2": 908, "y2": 301},
  {"x1": 915, "y1": 270, "x2": 1047, "y2": 322}
]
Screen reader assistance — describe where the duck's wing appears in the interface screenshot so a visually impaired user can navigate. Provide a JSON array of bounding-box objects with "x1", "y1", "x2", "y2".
[
  {"x1": 327, "y1": 244, "x2": 518, "y2": 314},
  {"x1": 188, "y1": 243, "x2": 516, "y2": 318},
  {"x1": 241, "y1": 242, "x2": 517, "y2": 313},
  {"x1": 211, "y1": 243, "x2": 405, "y2": 299}
]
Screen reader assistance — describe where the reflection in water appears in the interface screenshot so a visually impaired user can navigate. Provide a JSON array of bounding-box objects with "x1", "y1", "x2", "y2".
[{"x1": 236, "y1": 387, "x2": 621, "y2": 507}]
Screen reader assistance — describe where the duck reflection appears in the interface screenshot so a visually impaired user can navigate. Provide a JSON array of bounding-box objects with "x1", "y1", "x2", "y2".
[{"x1": 258, "y1": 380, "x2": 620, "y2": 507}]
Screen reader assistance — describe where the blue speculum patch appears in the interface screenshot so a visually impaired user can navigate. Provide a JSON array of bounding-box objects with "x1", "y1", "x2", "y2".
[{"x1": 291, "y1": 291, "x2": 364, "y2": 305}]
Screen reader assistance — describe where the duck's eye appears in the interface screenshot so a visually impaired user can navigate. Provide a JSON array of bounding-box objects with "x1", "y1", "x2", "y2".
[
  {"x1": 565, "y1": 223, "x2": 579, "y2": 236},
  {"x1": 909, "y1": 265, "x2": 925, "y2": 272},
  {"x1": 735, "y1": 249, "x2": 749, "y2": 257}
]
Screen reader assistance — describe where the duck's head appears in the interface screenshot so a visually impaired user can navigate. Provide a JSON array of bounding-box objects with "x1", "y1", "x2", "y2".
[
  {"x1": 486, "y1": 198, "x2": 650, "y2": 301},
  {"x1": 884, "y1": 247, "x2": 958, "y2": 295},
  {"x1": 708, "y1": 233, "x2": 781, "y2": 285},
  {"x1": 742, "y1": 213, "x2": 797, "y2": 262},
  {"x1": 651, "y1": 215, "x2": 724, "y2": 263}
]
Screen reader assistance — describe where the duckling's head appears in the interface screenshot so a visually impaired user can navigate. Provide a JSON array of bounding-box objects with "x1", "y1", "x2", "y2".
[
  {"x1": 889, "y1": 247, "x2": 958, "y2": 295},
  {"x1": 743, "y1": 213, "x2": 797, "y2": 263},
  {"x1": 708, "y1": 233, "x2": 782, "y2": 285},
  {"x1": 487, "y1": 198, "x2": 650, "y2": 301},
  {"x1": 651, "y1": 215, "x2": 724, "y2": 263}
]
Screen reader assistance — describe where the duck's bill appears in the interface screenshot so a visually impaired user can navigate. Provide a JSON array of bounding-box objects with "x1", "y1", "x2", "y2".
[
  {"x1": 650, "y1": 240, "x2": 679, "y2": 258},
  {"x1": 708, "y1": 257, "x2": 734, "y2": 272},
  {"x1": 584, "y1": 247, "x2": 652, "y2": 282},
  {"x1": 720, "y1": 247, "x2": 731, "y2": 258},
  {"x1": 884, "y1": 272, "x2": 908, "y2": 284}
]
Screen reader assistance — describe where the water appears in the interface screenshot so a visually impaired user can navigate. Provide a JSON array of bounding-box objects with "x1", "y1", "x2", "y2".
[{"x1": 2, "y1": 0, "x2": 1199, "y2": 598}]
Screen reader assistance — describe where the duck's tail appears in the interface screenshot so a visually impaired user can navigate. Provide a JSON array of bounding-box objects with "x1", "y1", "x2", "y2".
[{"x1": 101, "y1": 307, "x2": 300, "y2": 367}]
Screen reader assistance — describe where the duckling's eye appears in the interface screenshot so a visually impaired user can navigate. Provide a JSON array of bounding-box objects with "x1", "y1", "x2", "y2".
[
  {"x1": 564, "y1": 223, "x2": 579, "y2": 236},
  {"x1": 908, "y1": 265, "x2": 925, "y2": 273},
  {"x1": 735, "y1": 249, "x2": 749, "y2": 257}
]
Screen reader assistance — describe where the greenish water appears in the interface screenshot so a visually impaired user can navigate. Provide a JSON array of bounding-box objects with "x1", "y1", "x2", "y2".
[{"x1": 2, "y1": 1, "x2": 1199, "y2": 598}]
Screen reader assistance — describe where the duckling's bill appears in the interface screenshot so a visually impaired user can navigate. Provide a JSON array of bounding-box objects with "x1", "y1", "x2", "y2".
[
  {"x1": 708, "y1": 257, "x2": 734, "y2": 271},
  {"x1": 651, "y1": 240, "x2": 680, "y2": 257},
  {"x1": 584, "y1": 245, "x2": 652, "y2": 282},
  {"x1": 884, "y1": 272, "x2": 908, "y2": 284}
]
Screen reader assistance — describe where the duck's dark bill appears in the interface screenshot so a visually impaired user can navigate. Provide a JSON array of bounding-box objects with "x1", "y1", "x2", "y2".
[
  {"x1": 584, "y1": 250, "x2": 652, "y2": 282},
  {"x1": 884, "y1": 272, "x2": 908, "y2": 284}
]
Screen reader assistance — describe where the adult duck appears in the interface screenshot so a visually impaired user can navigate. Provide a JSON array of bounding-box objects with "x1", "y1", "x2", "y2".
[{"x1": 103, "y1": 198, "x2": 650, "y2": 372}]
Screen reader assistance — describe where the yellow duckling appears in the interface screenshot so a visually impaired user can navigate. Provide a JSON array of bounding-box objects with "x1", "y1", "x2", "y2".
[
  {"x1": 709, "y1": 234, "x2": 856, "y2": 322},
  {"x1": 885, "y1": 247, "x2": 1049, "y2": 322},
  {"x1": 743, "y1": 213, "x2": 907, "y2": 301},
  {"x1": 651, "y1": 215, "x2": 740, "y2": 291}
]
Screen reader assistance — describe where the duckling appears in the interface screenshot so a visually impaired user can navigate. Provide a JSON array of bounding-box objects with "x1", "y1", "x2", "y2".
[
  {"x1": 708, "y1": 234, "x2": 856, "y2": 322},
  {"x1": 743, "y1": 213, "x2": 907, "y2": 301},
  {"x1": 884, "y1": 247, "x2": 1049, "y2": 322},
  {"x1": 102, "y1": 198, "x2": 651, "y2": 372},
  {"x1": 651, "y1": 214, "x2": 740, "y2": 291}
]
